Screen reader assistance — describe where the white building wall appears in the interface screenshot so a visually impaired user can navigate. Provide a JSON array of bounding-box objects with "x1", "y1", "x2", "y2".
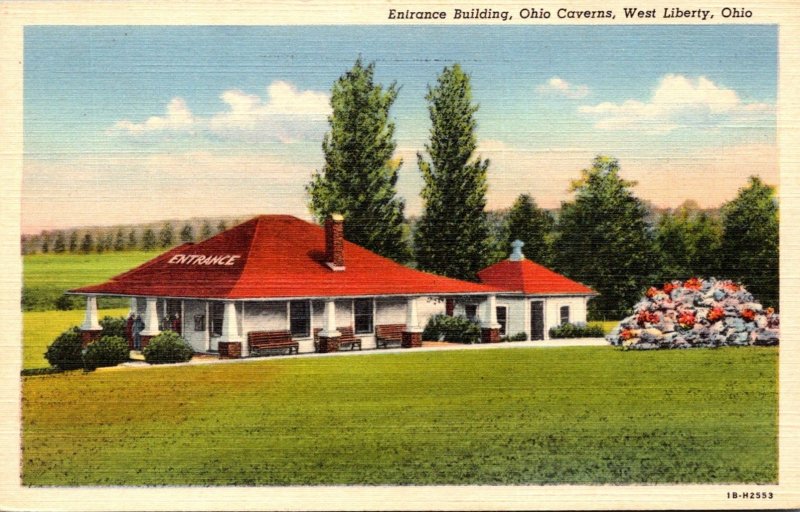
[
  {"x1": 417, "y1": 297, "x2": 446, "y2": 328},
  {"x1": 242, "y1": 301, "x2": 288, "y2": 333},
  {"x1": 497, "y1": 296, "x2": 526, "y2": 338},
  {"x1": 375, "y1": 298, "x2": 406, "y2": 324},
  {"x1": 544, "y1": 296, "x2": 589, "y2": 338}
]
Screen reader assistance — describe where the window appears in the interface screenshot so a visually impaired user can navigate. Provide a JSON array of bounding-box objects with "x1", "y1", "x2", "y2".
[
  {"x1": 210, "y1": 302, "x2": 224, "y2": 336},
  {"x1": 465, "y1": 304, "x2": 478, "y2": 322},
  {"x1": 496, "y1": 306, "x2": 508, "y2": 335},
  {"x1": 290, "y1": 301, "x2": 311, "y2": 338},
  {"x1": 354, "y1": 299, "x2": 374, "y2": 334},
  {"x1": 560, "y1": 305, "x2": 570, "y2": 325}
]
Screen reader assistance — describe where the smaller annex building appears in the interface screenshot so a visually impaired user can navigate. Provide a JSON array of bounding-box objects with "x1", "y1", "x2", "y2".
[
  {"x1": 458, "y1": 241, "x2": 597, "y2": 340},
  {"x1": 70, "y1": 215, "x2": 506, "y2": 357}
]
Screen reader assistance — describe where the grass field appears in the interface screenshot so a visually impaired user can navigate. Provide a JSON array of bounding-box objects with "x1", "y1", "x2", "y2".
[
  {"x1": 23, "y1": 251, "x2": 160, "y2": 311},
  {"x1": 22, "y1": 346, "x2": 777, "y2": 486},
  {"x1": 23, "y1": 308, "x2": 129, "y2": 369}
]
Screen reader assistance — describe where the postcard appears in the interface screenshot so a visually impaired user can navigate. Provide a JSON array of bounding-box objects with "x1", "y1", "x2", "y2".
[{"x1": 1, "y1": 0, "x2": 798, "y2": 510}]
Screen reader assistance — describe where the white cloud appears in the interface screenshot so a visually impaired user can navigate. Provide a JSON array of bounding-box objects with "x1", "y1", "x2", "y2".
[
  {"x1": 537, "y1": 77, "x2": 590, "y2": 99},
  {"x1": 112, "y1": 98, "x2": 195, "y2": 134},
  {"x1": 578, "y1": 74, "x2": 773, "y2": 132},
  {"x1": 110, "y1": 81, "x2": 330, "y2": 143}
]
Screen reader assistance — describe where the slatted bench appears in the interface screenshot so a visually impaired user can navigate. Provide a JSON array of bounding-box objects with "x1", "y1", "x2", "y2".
[
  {"x1": 376, "y1": 323, "x2": 405, "y2": 349},
  {"x1": 247, "y1": 330, "x2": 299, "y2": 356},
  {"x1": 313, "y1": 326, "x2": 362, "y2": 352}
]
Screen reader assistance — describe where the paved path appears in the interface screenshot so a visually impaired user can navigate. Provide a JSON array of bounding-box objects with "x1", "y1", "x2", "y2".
[{"x1": 115, "y1": 337, "x2": 609, "y2": 370}]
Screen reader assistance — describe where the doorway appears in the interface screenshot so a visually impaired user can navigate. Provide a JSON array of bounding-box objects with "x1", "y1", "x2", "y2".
[{"x1": 530, "y1": 301, "x2": 545, "y2": 340}]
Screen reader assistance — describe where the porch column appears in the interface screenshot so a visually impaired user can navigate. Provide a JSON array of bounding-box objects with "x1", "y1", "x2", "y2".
[
  {"x1": 481, "y1": 294, "x2": 502, "y2": 343},
  {"x1": 79, "y1": 295, "x2": 102, "y2": 346},
  {"x1": 139, "y1": 297, "x2": 161, "y2": 348},
  {"x1": 402, "y1": 297, "x2": 424, "y2": 348},
  {"x1": 317, "y1": 299, "x2": 341, "y2": 353},
  {"x1": 219, "y1": 300, "x2": 245, "y2": 358}
]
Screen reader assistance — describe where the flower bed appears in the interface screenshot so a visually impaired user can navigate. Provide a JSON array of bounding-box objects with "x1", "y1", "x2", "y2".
[{"x1": 607, "y1": 278, "x2": 779, "y2": 350}]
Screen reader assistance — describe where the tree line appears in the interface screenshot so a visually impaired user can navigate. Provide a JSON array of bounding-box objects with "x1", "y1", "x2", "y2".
[
  {"x1": 307, "y1": 58, "x2": 779, "y2": 316},
  {"x1": 22, "y1": 218, "x2": 238, "y2": 256}
]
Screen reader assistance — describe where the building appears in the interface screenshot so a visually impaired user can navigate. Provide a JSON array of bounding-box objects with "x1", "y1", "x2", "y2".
[
  {"x1": 457, "y1": 240, "x2": 597, "y2": 340},
  {"x1": 69, "y1": 215, "x2": 506, "y2": 356}
]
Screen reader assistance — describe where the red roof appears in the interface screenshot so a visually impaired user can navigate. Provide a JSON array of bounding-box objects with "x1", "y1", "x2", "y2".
[
  {"x1": 71, "y1": 215, "x2": 502, "y2": 299},
  {"x1": 477, "y1": 258, "x2": 596, "y2": 296}
]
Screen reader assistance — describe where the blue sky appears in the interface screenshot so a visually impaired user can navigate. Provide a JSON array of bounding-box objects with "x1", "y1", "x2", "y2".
[{"x1": 23, "y1": 25, "x2": 777, "y2": 232}]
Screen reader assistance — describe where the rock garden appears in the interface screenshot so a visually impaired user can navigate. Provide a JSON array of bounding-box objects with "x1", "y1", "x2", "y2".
[{"x1": 607, "y1": 277, "x2": 779, "y2": 350}]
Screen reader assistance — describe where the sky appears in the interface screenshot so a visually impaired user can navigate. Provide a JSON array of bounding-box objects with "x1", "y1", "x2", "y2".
[{"x1": 22, "y1": 25, "x2": 777, "y2": 233}]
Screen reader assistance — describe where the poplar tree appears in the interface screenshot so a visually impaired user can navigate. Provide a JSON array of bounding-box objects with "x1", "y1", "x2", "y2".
[
  {"x1": 414, "y1": 64, "x2": 490, "y2": 280},
  {"x1": 505, "y1": 194, "x2": 554, "y2": 266},
  {"x1": 719, "y1": 176, "x2": 779, "y2": 308},
  {"x1": 200, "y1": 221, "x2": 213, "y2": 240},
  {"x1": 553, "y1": 156, "x2": 659, "y2": 319},
  {"x1": 68, "y1": 231, "x2": 78, "y2": 253},
  {"x1": 52, "y1": 231, "x2": 67, "y2": 253},
  {"x1": 114, "y1": 229, "x2": 126, "y2": 251},
  {"x1": 159, "y1": 223, "x2": 174, "y2": 248},
  {"x1": 141, "y1": 229, "x2": 157, "y2": 251},
  {"x1": 180, "y1": 223, "x2": 195, "y2": 243},
  {"x1": 307, "y1": 58, "x2": 410, "y2": 262}
]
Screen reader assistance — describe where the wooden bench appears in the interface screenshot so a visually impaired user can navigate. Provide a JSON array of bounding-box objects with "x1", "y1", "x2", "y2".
[
  {"x1": 313, "y1": 326, "x2": 362, "y2": 352},
  {"x1": 247, "y1": 330, "x2": 299, "y2": 356},
  {"x1": 376, "y1": 323, "x2": 405, "y2": 349}
]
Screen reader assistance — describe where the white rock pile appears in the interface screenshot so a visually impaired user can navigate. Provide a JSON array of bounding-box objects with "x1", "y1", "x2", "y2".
[{"x1": 607, "y1": 277, "x2": 779, "y2": 350}]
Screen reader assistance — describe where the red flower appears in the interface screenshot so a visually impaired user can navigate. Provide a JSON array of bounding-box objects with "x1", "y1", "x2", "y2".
[
  {"x1": 620, "y1": 329, "x2": 635, "y2": 340},
  {"x1": 766, "y1": 307, "x2": 775, "y2": 316},
  {"x1": 722, "y1": 281, "x2": 741, "y2": 292},
  {"x1": 663, "y1": 282, "x2": 676, "y2": 294},
  {"x1": 636, "y1": 310, "x2": 660, "y2": 326},
  {"x1": 707, "y1": 307, "x2": 725, "y2": 323},
  {"x1": 741, "y1": 309, "x2": 756, "y2": 322},
  {"x1": 678, "y1": 311, "x2": 696, "y2": 329},
  {"x1": 645, "y1": 286, "x2": 659, "y2": 298},
  {"x1": 684, "y1": 277, "x2": 702, "y2": 290}
]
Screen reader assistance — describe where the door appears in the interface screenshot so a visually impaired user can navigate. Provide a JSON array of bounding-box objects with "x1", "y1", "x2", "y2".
[{"x1": 530, "y1": 301, "x2": 545, "y2": 341}]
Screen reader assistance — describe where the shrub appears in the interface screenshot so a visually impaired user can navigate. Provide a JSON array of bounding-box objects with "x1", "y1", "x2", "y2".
[
  {"x1": 423, "y1": 314, "x2": 481, "y2": 344},
  {"x1": 500, "y1": 332, "x2": 528, "y2": 342},
  {"x1": 83, "y1": 336, "x2": 129, "y2": 370},
  {"x1": 44, "y1": 326, "x2": 84, "y2": 370},
  {"x1": 99, "y1": 315, "x2": 127, "y2": 339},
  {"x1": 21, "y1": 367, "x2": 64, "y2": 376},
  {"x1": 54, "y1": 293, "x2": 83, "y2": 311},
  {"x1": 549, "y1": 322, "x2": 605, "y2": 339},
  {"x1": 142, "y1": 331, "x2": 194, "y2": 364}
]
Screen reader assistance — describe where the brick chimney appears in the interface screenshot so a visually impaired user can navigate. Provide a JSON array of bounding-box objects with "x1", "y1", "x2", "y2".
[{"x1": 325, "y1": 213, "x2": 345, "y2": 271}]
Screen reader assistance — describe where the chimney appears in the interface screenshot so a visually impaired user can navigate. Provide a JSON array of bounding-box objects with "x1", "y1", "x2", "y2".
[
  {"x1": 325, "y1": 213, "x2": 345, "y2": 271},
  {"x1": 510, "y1": 239, "x2": 525, "y2": 261}
]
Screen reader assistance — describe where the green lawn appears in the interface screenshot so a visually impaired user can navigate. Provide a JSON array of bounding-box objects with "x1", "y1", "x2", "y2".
[
  {"x1": 23, "y1": 251, "x2": 161, "y2": 311},
  {"x1": 23, "y1": 308, "x2": 129, "y2": 369},
  {"x1": 22, "y1": 346, "x2": 777, "y2": 486}
]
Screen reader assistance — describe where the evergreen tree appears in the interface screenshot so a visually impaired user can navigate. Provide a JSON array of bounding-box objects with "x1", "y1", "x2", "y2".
[
  {"x1": 180, "y1": 223, "x2": 195, "y2": 243},
  {"x1": 68, "y1": 231, "x2": 78, "y2": 253},
  {"x1": 306, "y1": 58, "x2": 410, "y2": 262},
  {"x1": 414, "y1": 64, "x2": 491, "y2": 280},
  {"x1": 80, "y1": 233, "x2": 93, "y2": 254},
  {"x1": 216, "y1": 220, "x2": 227, "y2": 234},
  {"x1": 141, "y1": 228, "x2": 157, "y2": 250},
  {"x1": 52, "y1": 231, "x2": 67, "y2": 253},
  {"x1": 41, "y1": 232, "x2": 50, "y2": 253},
  {"x1": 159, "y1": 223, "x2": 174, "y2": 248},
  {"x1": 95, "y1": 232, "x2": 106, "y2": 254},
  {"x1": 719, "y1": 176, "x2": 778, "y2": 308},
  {"x1": 200, "y1": 221, "x2": 213, "y2": 240},
  {"x1": 553, "y1": 156, "x2": 659, "y2": 319},
  {"x1": 505, "y1": 194, "x2": 554, "y2": 266},
  {"x1": 114, "y1": 228, "x2": 126, "y2": 251},
  {"x1": 655, "y1": 204, "x2": 723, "y2": 281},
  {"x1": 127, "y1": 229, "x2": 138, "y2": 250}
]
